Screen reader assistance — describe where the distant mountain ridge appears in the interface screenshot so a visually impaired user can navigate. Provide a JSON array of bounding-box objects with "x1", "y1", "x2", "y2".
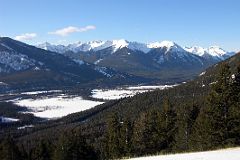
[
  {"x1": 0, "y1": 37, "x2": 236, "y2": 92},
  {"x1": 37, "y1": 39, "x2": 236, "y2": 82},
  {"x1": 0, "y1": 37, "x2": 148, "y2": 92},
  {"x1": 37, "y1": 39, "x2": 235, "y2": 60}
]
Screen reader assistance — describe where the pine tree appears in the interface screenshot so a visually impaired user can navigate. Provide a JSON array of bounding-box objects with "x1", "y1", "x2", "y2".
[
  {"x1": 0, "y1": 136, "x2": 22, "y2": 160},
  {"x1": 53, "y1": 130, "x2": 97, "y2": 160},
  {"x1": 174, "y1": 104, "x2": 199, "y2": 151},
  {"x1": 158, "y1": 97, "x2": 176, "y2": 151},
  {"x1": 104, "y1": 113, "x2": 122, "y2": 159},
  {"x1": 227, "y1": 63, "x2": 240, "y2": 145},
  {"x1": 132, "y1": 112, "x2": 148, "y2": 155},
  {"x1": 132, "y1": 97, "x2": 176, "y2": 155},
  {"x1": 191, "y1": 63, "x2": 237, "y2": 150},
  {"x1": 119, "y1": 118, "x2": 133, "y2": 156},
  {"x1": 32, "y1": 139, "x2": 53, "y2": 160}
]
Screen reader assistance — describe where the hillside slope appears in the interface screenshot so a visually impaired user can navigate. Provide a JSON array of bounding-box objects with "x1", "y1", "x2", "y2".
[{"x1": 127, "y1": 147, "x2": 240, "y2": 160}]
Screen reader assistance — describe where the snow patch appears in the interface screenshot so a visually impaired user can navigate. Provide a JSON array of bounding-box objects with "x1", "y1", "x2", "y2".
[
  {"x1": 199, "y1": 71, "x2": 206, "y2": 76},
  {"x1": 127, "y1": 147, "x2": 240, "y2": 160},
  {"x1": 94, "y1": 59, "x2": 103, "y2": 64},
  {"x1": 0, "y1": 116, "x2": 19, "y2": 123},
  {"x1": 95, "y1": 66, "x2": 112, "y2": 77},
  {"x1": 18, "y1": 125, "x2": 34, "y2": 130}
]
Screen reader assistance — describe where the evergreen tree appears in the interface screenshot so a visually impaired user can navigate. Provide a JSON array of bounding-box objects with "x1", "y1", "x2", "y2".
[
  {"x1": 104, "y1": 113, "x2": 122, "y2": 159},
  {"x1": 132, "y1": 112, "x2": 148, "y2": 155},
  {"x1": 227, "y1": 63, "x2": 240, "y2": 145},
  {"x1": 0, "y1": 136, "x2": 22, "y2": 160},
  {"x1": 158, "y1": 97, "x2": 176, "y2": 151},
  {"x1": 191, "y1": 63, "x2": 238, "y2": 150},
  {"x1": 32, "y1": 139, "x2": 53, "y2": 160},
  {"x1": 53, "y1": 130, "x2": 97, "y2": 160},
  {"x1": 132, "y1": 97, "x2": 176, "y2": 155},
  {"x1": 119, "y1": 118, "x2": 133, "y2": 156},
  {"x1": 174, "y1": 104, "x2": 199, "y2": 151}
]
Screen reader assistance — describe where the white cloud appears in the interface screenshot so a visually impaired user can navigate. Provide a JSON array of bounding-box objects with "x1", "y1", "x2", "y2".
[
  {"x1": 48, "y1": 25, "x2": 96, "y2": 36},
  {"x1": 14, "y1": 33, "x2": 37, "y2": 41}
]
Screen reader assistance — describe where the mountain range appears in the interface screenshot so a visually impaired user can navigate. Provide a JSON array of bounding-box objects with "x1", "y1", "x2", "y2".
[
  {"x1": 37, "y1": 40, "x2": 235, "y2": 81},
  {"x1": 0, "y1": 37, "x2": 236, "y2": 92},
  {"x1": 0, "y1": 37, "x2": 145, "y2": 92},
  {"x1": 37, "y1": 40, "x2": 235, "y2": 60}
]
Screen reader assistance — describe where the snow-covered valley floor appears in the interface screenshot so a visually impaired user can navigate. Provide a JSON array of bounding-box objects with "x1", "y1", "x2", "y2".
[
  {"x1": 91, "y1": 84, "x2": 177, "y2": 100},
  {"x1": 127, "y1": 147, "x2": 240, "y2": 160},
  {"x1": 13, "y1": 95, "x2": 104, "y2": 119},
  {"x1": 7, "y1": 85, "x2": 177, "y2": 119}
]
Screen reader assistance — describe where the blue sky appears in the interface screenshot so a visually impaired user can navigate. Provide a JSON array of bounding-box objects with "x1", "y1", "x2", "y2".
[{"x1": 0, "y1": 0, "x2": 239, "y2": 51}]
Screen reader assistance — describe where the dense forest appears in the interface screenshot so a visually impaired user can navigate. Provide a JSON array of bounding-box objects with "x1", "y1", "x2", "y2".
[{"x1": 0, "y1": 53, "x2": 239, "y2": 159}]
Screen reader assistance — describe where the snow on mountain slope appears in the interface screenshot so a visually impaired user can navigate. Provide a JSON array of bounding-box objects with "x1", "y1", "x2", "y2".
[
  {"x1": 149, "y1": 41, "x2": 187, "y2": 54},
  {"x1": 37, "y1": 42, "x2": 67, "y2": 53},
  {"x1": 37, "y1": 39, "x2": 150, "y2": 53},
  {"x1": 127, "y1": 147, "x2": 240, "y2": 160},
  {"x1": 37, "y1": 40, "x2": 235, "y2": 62},
  {"x1": 184, "y1": 46, "x2": 206, "y2": 56},
  {"x1": 0, "y1": 51, "x2": 36, "y2": 73},
  {"x1": 67, "y1": 40, "x2": 106, "y2": 52},
  {"x1": 185, "y1": 46, "x2": 235, "y2": 60},
  {"x1": 208, "y1": 46, "x2": 226, "y2": 57},
  {"x1": 0, "y1": 41, "x2": 37, "y2": 73}
]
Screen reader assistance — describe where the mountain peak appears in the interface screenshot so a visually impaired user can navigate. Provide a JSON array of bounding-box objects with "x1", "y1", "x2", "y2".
[
  {"x1": 159, "y1": 40, "x2": 176, "y2": 48},
  {"x1": 184, "y1": 46, "x2": 206, "y2": 56},
  {"x1": 36, "y1": 40, "x2": 235, "y2": 60},
  {"x1": 111, "y1": 39, "x2": 129, "y2": 51},
  {"x1": 147, "y1": 41, "x2": 176, "y2": 48}
]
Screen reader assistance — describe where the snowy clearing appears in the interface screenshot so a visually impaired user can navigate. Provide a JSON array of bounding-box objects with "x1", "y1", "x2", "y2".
[
  {"x1": 91, "y1": 85, "x2": 177, "y2": 100},
  {"x1": 14, "y1": 96, "x2": 104, "y2": 119},
  {"x1": 10, "y1": 85, "x2": 177, "y2": 118},
  {"x1": 127, "y1": 147, "x2": 240, "y2": 160}
]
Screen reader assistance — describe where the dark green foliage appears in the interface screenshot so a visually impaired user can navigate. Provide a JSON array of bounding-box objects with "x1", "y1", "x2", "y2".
[
  {"x1": 32, "y1": 139, "x2": 53, "y2": 160},
  {"x1": 227, "y1": 63, "x2": 240, "y2": 145},
  {"x1": 53, "y1": 130, "x2": 97, "y2": 160},
  {"x1": 0, "y1": 136, "x2": 22, "y2": 160},
  {"x1": 191, "y1": 63, "x2": 240, "y2": 150},
  {"x1": 175, "y1": 104, "x2": 199, "y2": 151},
  {"x1": 132, "y1": 98, "x2": 176, "y2": 156}
]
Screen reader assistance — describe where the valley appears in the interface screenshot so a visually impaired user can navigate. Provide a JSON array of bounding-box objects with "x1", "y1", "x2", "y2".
[{"x1": 1, "y1": 84, "x2": 177, "y2": 119}]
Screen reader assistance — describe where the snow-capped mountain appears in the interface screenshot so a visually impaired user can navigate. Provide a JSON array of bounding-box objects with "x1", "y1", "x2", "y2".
[
  {"x1": 148, "y1": 41, "x2": 203, "y2": 65},
  {"x1": 0, "y1": 37, "x2": 152, "y2": 91},
  {"x1": 37, "y1": 39, "x2": 151, "y2": 53},
  {"x1": 37, "y1": 40, "x2": 235, "y2": 60},
  {"x1": 37, "y1": 42, "x2": 68, "y2": 53},
  {"x1": 185, "y1": 46, "x2": 235, "y2": 60},
  {"x1": 36, "y1": 39, "x2": 236, "y2": 82}
]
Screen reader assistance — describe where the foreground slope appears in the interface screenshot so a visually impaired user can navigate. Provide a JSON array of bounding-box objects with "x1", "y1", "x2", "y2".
[{"x1": 128, "y1": 147, "x2": 240, "y2": 160}]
